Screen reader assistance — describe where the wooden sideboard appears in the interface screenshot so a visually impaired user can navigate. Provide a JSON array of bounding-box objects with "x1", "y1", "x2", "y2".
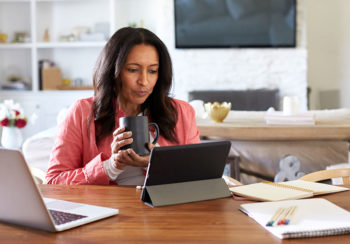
[
  {"x1": 197, "y1": 120, "x2": 350, "y2": 141},
  {"x1": 197, "y1": 119, "x2": 350, "y2": 183}
]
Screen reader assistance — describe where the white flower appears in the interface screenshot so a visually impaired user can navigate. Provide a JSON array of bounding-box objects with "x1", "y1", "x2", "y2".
[
  {"x1": 0, "y1": 107, "x2": 7, "y2": 120},
  {"x1": 2, "y1": 99, "x2": 23, "y2": 114},
  {"x1": 0, "y1": 99, "x2": 28, "y2": 128},
  {"x1": 10, "y1": 110, "x2": 16, "y2": 119}
]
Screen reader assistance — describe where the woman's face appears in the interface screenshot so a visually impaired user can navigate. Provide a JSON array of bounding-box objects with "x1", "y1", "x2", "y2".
[{"x1": 119, "y1": 44, "x2": 159, "y2": 108}]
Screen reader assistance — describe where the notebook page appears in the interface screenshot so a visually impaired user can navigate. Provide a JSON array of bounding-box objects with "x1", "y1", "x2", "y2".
[
  {"x1": 240, "y1": 198, "x2": 350, "y2": 239},
  {"x1": 229, "y1": 182, "x2": 312, "y2": 201},
  {"x1": 280, "y1": 180, "x2": 349, "y2": 195}
]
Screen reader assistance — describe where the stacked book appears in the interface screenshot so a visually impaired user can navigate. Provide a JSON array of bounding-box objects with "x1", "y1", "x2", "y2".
[
  {"x1": 1, "y1": 81, "x2": 29, "y2": 90},
  {"x1": 265, "y1": 112, "x2": 315, "y2": 125}
]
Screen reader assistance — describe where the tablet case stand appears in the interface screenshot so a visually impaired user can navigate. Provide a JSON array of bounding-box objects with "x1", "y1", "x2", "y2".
[{"x1": 141, "y1": 178, "x2": 231, "y2": 207}]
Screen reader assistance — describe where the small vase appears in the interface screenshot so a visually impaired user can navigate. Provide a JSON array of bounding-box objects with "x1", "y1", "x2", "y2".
[{"x1": 1, "y1": 127, "x2": 23, "y2": 149}]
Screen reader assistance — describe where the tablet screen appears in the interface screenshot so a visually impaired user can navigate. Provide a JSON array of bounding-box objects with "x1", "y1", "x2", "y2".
[{"x1": 144, "y1": 141, "x2": 231, "y2": 186}]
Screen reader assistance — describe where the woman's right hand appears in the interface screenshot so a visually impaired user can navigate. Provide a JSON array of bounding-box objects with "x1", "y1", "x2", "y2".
[
  {"x1": 110, "y1": 126, "x2": 152, "y2": 170},
  {"x1": 110, "y1": 127, "x2": 133, "y2": 170}
]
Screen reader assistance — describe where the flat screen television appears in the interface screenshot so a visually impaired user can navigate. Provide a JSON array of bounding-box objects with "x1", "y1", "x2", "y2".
[{"x1": 174, "y1": 0, "x2": 296, "y2": 48}]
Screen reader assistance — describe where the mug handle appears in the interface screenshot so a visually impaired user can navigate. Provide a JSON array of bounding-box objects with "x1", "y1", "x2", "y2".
[{"x1": 148, "y1": 122, "x2": 159, "y2": 145}]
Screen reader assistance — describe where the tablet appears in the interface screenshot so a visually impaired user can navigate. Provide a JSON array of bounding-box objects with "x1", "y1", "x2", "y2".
[
  {"x1": 141, "y1": 141, "x2": 232, "y2": 206},
  {"x1": 144, "y1": 141, "x2": 231, "y2": 186}
]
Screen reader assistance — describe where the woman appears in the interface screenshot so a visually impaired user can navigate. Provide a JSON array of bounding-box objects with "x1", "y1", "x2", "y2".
[{"x1": 45, "y1": 27, "x2": 201, "y2": 185}]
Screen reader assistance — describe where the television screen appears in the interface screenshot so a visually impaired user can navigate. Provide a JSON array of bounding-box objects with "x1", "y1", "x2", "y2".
[{"x1": 174, "y1": 0, "x2": 296, "y2": 48}]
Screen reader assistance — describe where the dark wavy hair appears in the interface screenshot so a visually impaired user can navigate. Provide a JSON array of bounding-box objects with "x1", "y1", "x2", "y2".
[{"x1": 90, "y1": 27, "x2": 178, "y2": 144}]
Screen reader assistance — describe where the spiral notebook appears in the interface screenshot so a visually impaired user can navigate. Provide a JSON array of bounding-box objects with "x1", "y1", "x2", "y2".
[
  {"x1": 240, "y1": 198, "x2": 350, "y2": 239},
  {"x1": 229, "y1": 180, "x2": 349, "y2": 201}
]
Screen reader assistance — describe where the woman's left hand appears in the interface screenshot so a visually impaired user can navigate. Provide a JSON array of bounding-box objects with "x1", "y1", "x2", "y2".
[{"x1": 114, "y1": 142, "x2": 156, "y2": 168}]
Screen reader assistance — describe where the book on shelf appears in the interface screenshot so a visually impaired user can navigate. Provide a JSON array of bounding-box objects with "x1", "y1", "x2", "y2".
[
  {"x1": 1, "y1": 81, "x2": 29, "y2": 90},
  {"x1": 229, "y1": 180, "x2": 348, "y2": 202},
  {"x1": 240, "y1": 198, "x2": 350, "y2": 239}
]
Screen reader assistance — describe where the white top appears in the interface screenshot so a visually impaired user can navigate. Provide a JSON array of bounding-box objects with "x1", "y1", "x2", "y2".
[{"x1": 103, "y1": 133, "x2": 159, "y2": 185}]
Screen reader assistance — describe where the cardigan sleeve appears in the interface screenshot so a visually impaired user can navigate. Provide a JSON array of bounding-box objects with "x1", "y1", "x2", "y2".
[
  {"x1": 45, "y1": 100, "x2": 110, "y2": 185},
  {"x1": 175, "y1": 99, "x2": 201, "y2": 145}
]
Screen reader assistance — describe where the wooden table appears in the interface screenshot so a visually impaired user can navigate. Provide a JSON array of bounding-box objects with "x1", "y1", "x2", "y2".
[
  {"x1": 0, "y1": 185, "x2": 349, "y2": 243},
  {"x1": 197, "y1": 121, "x2": 350, "y2": 141}
]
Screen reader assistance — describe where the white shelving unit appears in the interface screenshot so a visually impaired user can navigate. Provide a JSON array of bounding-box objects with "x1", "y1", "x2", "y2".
[
  {"x1": 0, "y1": 0, "x2": 115, "y2": 91},
  {"x1": 0, "y1": 0, "x2": 116, "y2": 139},
  {"x1": 0, "y1": 0, "x2": 156, "y2": 139}
]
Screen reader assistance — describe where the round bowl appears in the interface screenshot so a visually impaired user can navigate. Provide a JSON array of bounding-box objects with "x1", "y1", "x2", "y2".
[{"x1": 204, "y1": 102, "x2": 231, "y2": 123}]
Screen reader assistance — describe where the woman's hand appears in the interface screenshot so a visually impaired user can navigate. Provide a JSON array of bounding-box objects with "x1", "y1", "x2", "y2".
[{"x1": 110, "y1": 127, "x2": 155, "y2": 170}]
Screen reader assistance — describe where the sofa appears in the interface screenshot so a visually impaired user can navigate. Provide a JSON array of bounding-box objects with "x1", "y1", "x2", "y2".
[{"x1": 22, "y1": 108, "x2": 68, "y2": 182}]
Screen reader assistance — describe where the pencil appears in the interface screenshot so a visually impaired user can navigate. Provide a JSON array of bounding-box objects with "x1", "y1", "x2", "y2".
[
  {"x1": 277, "y1": 207, "x2": 290, "y2": 225},
  {"x1": 285, "y1": 206, "x2": 298, "y2": 225},
  {"x1": 266, "y1": 207, "x2": 284, "y2": 226},
  {"x1": 277, "y1": 206, "x2": 298, "y2": 225}
]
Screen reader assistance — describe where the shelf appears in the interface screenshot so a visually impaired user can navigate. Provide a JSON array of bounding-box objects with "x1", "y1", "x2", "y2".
[
  {"x1": 56, "y1": 85, "x2": 93, "y2": 90},
  {"x1": 0, "y1": 90, "x2": 32, "y2": 94},
  {"x1": 36, "y1": 0, "x2": 107, "y2": 2},
  {"x1": 0, "y1": 42, "x2": 105, "y2": 49},
  {"x1": 36, "y1": 42, "x2": 106, "y2": 48},
  {"x1": 0, "y1": 0, "x2": 30, "y2": 2},
  {"x1": 0, "y1": 43, "x2": 32, "y2": 49},
  {"x1": 0, "y1": 0, "x2": 114, "y2": 93}
]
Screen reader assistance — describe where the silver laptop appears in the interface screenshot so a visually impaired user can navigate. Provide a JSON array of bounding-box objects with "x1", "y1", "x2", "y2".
[{"x1": 0, "y1": 148, "x2": 119, "y2": 232}]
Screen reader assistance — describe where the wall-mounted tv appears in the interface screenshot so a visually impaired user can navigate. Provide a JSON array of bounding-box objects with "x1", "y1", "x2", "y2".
[{"x1": 174, "y1": 0, "x2": 296, "y2": 48}]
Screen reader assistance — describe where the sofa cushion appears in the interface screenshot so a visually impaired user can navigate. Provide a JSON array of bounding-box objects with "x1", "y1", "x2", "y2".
[{"x1": 22, "y1": 127, "x2": 57, "y2": 171}]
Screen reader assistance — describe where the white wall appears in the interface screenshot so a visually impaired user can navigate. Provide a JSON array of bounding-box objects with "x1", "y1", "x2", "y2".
[
  {"x1": 123, "y1": 0, "x2": 308, "y2": 110},
  {"x1": 305, "y1": 0, "x2": 350, "y2": 109}
]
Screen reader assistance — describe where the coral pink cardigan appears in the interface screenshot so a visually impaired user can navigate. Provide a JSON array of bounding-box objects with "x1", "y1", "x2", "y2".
[{"x1": 45, "y1": 97, "x2": 201, "y2": 185}]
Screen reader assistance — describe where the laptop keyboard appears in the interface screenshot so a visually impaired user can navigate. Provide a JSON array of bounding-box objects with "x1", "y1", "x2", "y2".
[{"x1": 49, "y1": 209, "x2": 87, "y2": 225}]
